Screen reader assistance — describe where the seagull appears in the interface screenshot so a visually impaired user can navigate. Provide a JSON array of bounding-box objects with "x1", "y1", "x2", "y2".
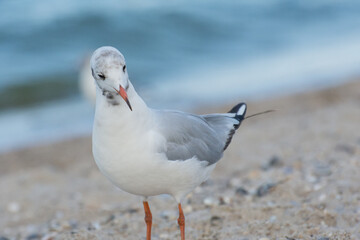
[{"x1": 91, "y1": 46, "x2": 247, "y2": 240}]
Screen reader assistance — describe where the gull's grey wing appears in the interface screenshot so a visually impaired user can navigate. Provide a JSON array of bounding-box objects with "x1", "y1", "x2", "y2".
[{"x1": 154, "y1": 103, "x2": 246, "y2": 165}]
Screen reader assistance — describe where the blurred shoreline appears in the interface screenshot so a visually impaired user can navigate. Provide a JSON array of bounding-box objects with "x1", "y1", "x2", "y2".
[
  {"x1": 1, "y1": 77, "x2": 358, "y2": 157},
  {"x1": 0, "y1": 74, "x2": 357, "y2": 154}
]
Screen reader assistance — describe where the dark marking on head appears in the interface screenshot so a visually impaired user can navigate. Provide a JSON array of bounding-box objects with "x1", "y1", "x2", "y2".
[
  {"x1": 102, "y1": 90, "x2": 120, "y2": 106},
  {"x1": 109, "y1": 101, "x2": 120, "y2": 106},
  {"x1": 91, "y1": 68, "x2": 95, "y2": 78},
  {"x1": 97, "y1": 73, "x2": 105, "y2": 80},
  {"x1": 93, "y1": 49, "x2": 124, "y2": 74},
  {"x1": 95, "y1": 49, "x2": 119, "y2": 61},
  {"x1": 102, "y1": 91, "x2": 114, "y2": 98}
]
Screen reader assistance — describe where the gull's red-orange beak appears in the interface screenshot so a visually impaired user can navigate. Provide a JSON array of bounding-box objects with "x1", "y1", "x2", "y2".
[{"x1": 115, "y1": 85, "x2": 132, "y2": 111}]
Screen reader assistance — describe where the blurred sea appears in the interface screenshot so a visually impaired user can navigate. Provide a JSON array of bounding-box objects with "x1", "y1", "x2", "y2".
[{"x1": 1, "y1": 0, "x2": 360, "y2": 152}]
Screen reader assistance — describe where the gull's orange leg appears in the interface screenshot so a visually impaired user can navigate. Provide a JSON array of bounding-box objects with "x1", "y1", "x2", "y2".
[
  {"x1": 143, "y1": 201, "x2": 152, "y2": 240},
  {"x1": 178, "y1": 203, "x2": 185, "y2": 240}
]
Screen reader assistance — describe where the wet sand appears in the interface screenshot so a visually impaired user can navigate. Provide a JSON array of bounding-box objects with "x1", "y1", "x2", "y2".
[{"x1": 0, "y1": 80, "x2": 359, "y2": 240}]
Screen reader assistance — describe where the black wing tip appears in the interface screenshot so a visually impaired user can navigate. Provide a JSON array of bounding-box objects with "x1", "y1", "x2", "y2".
[
  {"x1": 222, "y1": 103, "x2": 247, "y2": 151},
  {"x1": 228, "y1": 102, "x2": 247, "y2": 119},
  {"x1": 227, "y1": 102, "x2": 247, "y2": 132}
]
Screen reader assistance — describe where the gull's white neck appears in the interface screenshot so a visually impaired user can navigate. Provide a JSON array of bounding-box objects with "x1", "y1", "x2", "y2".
[
  {"x1": 93, "y1": 81, "x2": 155, "y2": 156},
  {"x1": 94, "y1": 82, "x2": 151, "y2": 128}
]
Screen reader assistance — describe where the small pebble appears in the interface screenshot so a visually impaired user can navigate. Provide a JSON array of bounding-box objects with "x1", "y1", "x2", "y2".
[
  {"x1": 305, "y1": 174, "x2": 318, "y2": 183},
  {"x1": 159, "y1": 210, "x2": 176, "y2": 220},
  {"x1": 26, "y1": 234, "x2": 42, "y2": 240},
  {"x1": 210, "y1": 215, "x2": 222, "y2": 226},
  {"x1": 203, "y1": 197, "x2": 219, "y2": 207},
  {"x1": 356, "y1": 207, "x2": 360, "y2": 214},
  {"x1": 248, "y1": 169, "x2": 261, "y2": 179},
  {"x1": 7, "y1": 202, "x2": 20, "y2": 213},
  {"x1": 235, "y1": 187, "x2": 249, "y2": 196},
  {"x1": 313, "y1": 183, "x2": 323, "y2": 191},
  {"x1": 61, "y1": 221, "x2": 72, "y2": 230},
  {"x1": 266, "y1": 201, "x2": 276, "y2": 207},
  {"x1": 102, "y1": 214, "x2": 115, "y2": 225},
  {"x1": 256, "y1": 183, "x2": 276, "y2": 197},
  {"x1": 126, "y1": 208, "x2": 138, "y2": 214},
  {"x1": 159, "y1": 233, "x2": 170, "y2": 239},
  {"x1": 194, "y1": 186, "x2": 203, "y2": 193},
  {"x1": 120, "y1": 223, "x2": 128, "y2": 231},
  {"x1": 229, "y1": 178, "x2": 242, "y2": 188},
  {"x1": 289, "y1": 201, "x2": 300, "y2": 207},
  {"x1": 26, "y1": 225, "x2": 38, "y2": 234},
  {"x1": 318, "y1": 194, "x2": 327, "y2": 202},
  {"x1": 88, "y1": 222, "x2": 101, "y2": 230},
  {"x1": 48, "y1": 220, "x2": 62, "y2": 231},
  {"x1": 41, "y1": 232, "x2": 57, "y2": 240},
  {"x1": 68, "y1": 220, "x2": 78, "y2": 229},
  {"x1": 313, "y1": 163, "x2": 332, "y2": 177},
  {"x1": 261, "y1": 156, "x2": 283, "y2": 170},
  {"x1": 317, "y1": 237, "x2": 330, "y2": 240},
  {"x1": 335, "y1": 144, "x2": 355, "y2": 155},
  {"x1": 183, "y1": 205, "x2": 193, "y2": 214},
  {"x1": 219, "y1": 196, "x2": 231, "y2": 205},
  {"x1": 269, "y1": 215, "x2": 277, "y2": 223},
  {"x1": 100, "y1": 203, "x2": 114, "y2": 211},
  {"x1": 55, "y1": 211, "x2": 64, "y2": 219},
  {"x1": 283, "y1": 166, "x2": 294, "y2": 175}
]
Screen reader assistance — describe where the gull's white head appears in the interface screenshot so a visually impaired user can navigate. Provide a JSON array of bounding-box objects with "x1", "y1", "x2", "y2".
[{"x1": 90, "y1": 46, "x2": 132, "y2": 110}]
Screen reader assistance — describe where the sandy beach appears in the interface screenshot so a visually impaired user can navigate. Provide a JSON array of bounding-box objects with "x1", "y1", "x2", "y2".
[{"x1": 0, "y1": 80, "x2": 359, "y2": 240}]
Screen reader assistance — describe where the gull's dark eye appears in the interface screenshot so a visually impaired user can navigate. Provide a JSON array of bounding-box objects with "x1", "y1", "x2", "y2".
[
  {"x1": 123, "y1": 65, "x2": 126, "y2": 73},
  {"x1": 98, "y1": 73, "x2": 105, "y2": 80}
]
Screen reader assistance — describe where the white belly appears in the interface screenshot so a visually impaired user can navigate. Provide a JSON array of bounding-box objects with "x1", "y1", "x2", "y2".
[{"x1": 92, "y1": 122, "x2": 215, "y2": 202}]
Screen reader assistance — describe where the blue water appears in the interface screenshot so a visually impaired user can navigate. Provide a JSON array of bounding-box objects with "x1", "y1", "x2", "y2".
[{"x1": 1, "y1": 0, "x2": 360, "y2": 152}]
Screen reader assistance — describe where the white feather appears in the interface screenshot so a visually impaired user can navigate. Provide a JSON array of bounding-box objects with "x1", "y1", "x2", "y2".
[{"x1": 237, "y1": 104, "x2": 246, "y2": 115}]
